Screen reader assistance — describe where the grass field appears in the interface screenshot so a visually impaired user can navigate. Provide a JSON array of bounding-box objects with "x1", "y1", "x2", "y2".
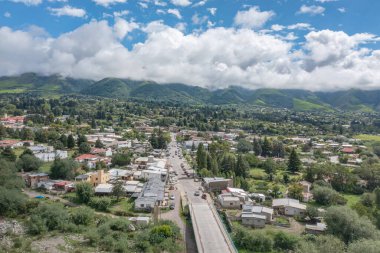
[
  {"x1": 0, "y1": 88, "x2": 26, "y2": 94},
  {"x1": 343, "y1": 194, "x2": 361, "y2": 207},
  {"x1": 354, "y1": 134, "x2": 380, "y2": 142}
]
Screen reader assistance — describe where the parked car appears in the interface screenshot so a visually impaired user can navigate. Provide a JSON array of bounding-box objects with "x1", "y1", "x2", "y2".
[
  {"x1": 194, "y1": 191, "x2": 200, "y2": 196},
  {"x1": 201, "y1": 193, "x2": 207, "y2": 200},
  {"x1": 170, "y1": 194, "x2": 175, "y2": 200},
  {"x1": 169, "y1": 203, "x2": 175, "y2": 210}
]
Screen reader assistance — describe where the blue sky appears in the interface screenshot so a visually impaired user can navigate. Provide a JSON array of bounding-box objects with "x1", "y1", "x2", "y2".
[{"x1": 1, "y1": 0, "x2": 380, "y2": 90}]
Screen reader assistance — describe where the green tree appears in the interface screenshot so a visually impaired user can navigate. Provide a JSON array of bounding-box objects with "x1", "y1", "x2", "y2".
[
  {"x1": 235, "y1": 155, "x2": 249, "y2": 177},
  {"x1": 79, "y1": 142, "x2": 91, "y2": 154},
  {"x1": 16, "y1": 154, "x2": 42, "y2": 172},
  {"x1": 111, "y1": 153, "x2": 132, "y2": 167},
  {"x1": 288, "y1": 148, "x2": 301, "y2": 173},
  {"x1": 112, "y1": 181, "x2": 125, "y2": 201},
  {"x1": 237, "y1": 139, "x2": 253, "y2": 153},
  {"x1": 347, "y1": 239, "x2": 380, "y2": 253},
  {"x1": 50, "y1": 159, "x2": 77, "y2": 180},
  {"x1": 95, "y1": 139, "x2": 105, "y2": 148},
  {"x1": 253, "y1": 138, "x2": 262, "y2": 156},
  {"x1": 76, "y1": 182, "x2": 94, "y2": 204},
  {"x1": 288, "y1": 183, "x2": 304, "y2": 201},
  {"x1": 325, "y1": 206, "x2": 379, "y2": 243},
  {"x1": 196, "y1": 143, "x2": 207, "y2": 170},
  {"x1": 67, "y1": 134, "x2": 75, "y2": 149},
  {"x1": 261, "y1": 137, "x2": 272, "y2": 157},
  {"x1": 1, "y1": 147, "x2": 16, "y2": 162}
]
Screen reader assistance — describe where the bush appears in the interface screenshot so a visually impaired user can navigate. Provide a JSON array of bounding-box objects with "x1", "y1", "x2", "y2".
[
  {"x1": 312, "y1": 185, "x2": 347, "y2": 205},
  {"x1": 71, "y1": 207, "x2": 94, "y2": 225},
  {"x1": 274, "y1": 231, "x2": 298, "y2": 251},
  {"x1": 89, "y1": 197, "x2": 112, "y2": 211},
  {"x1": 75, "y1": 182, "x2": 93, "y2": 204},
  {"x1": 347, "y1": 239, "x2": 380, "y2": 253}
]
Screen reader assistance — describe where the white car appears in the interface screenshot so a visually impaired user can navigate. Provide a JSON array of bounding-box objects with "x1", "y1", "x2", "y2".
[{"x1": 170, "y1": 194, "x2": 175, "y2": 200}]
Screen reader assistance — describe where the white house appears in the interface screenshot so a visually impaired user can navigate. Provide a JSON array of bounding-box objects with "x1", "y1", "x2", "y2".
[
  {"x1": 272, "y1": 198, "x2": 306, "y2": 216},
  {"x1": 35, "y1": 150, "x2": 68, "y2": 162},
  {"x1": 243, "y1": 205, "x2": 274, "y2": 223},
  {"x1": 241, "y1": 213, "x2": 266, "y2": 228},
  {"x1": 218, "y1": 194, "x2": 241, "y2": 209}
]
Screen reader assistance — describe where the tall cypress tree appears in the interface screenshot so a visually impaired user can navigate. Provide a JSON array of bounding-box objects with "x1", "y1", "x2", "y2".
[{"x1": 288, "y1": 148, "x2": 301, "y2": 173}]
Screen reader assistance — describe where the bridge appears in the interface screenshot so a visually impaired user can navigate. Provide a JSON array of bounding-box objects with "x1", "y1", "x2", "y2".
[{"x1": 189, "y1": 202, "x2": 237, "y2": 253}]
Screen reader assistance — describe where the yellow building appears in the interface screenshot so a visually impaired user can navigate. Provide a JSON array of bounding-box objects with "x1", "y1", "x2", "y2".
[{"x1": 75, "y1": 170, "x2": 110, "y2": 187}]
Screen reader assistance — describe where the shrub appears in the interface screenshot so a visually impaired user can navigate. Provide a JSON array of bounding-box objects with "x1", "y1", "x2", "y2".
[
  {"x1": 71, "y1": 206, "x2": 94, "y2": 225},
  {"x1": 89, "y1": 197, "x2": 112, "y2": 211}
]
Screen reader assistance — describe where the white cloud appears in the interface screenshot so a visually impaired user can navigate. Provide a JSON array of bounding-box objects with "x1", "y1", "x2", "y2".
[
  {"x1": 48, "y1": 5, "x2": 87, "y2": 18},
  {"x1": 4, "y1": 12, "x2": 11, "y2": 18},
  {"x1": 154, "y1": 0, "x2": 167, "y2": 6},
  {"x1": 10, "y1": 0, "x2": 42, "y2": 6},
  {"x1": 192, "y1": 13, "x2": 208, "y2": 25},
  {"x1": 338, "y1": 7, "x2": 346, "y2": 13},
  {"x1": 171, "y1": 0, "x2": 191, "y2": 7},
  {"x1": 234, "y1": 6, "x2": 275, "y2": 29},
  {"x1": 193, "y1": 0, "x2": 207, "y2": 7},
  {"x1": 316, "y1": 0, "x2": 338, "y2": 3},
  {"x1": 1, "y1": 21, "x2": 380, "y2": 91},
  {"x1": 207, "y1": 7, "x2": 217, "y2": 16},
  {"x1": 113, "y1": 10, "x2": 129, "y2": 17},
  {"x1": 298, "y1": 5, "x2": 325, "y2": 16},
  {"x1": 113, "y1": 18, "x2": 138, "y2": 39},
  {"x1": 139, "y1": 2, "x2": 148, "y2": 8},
  {"x1": 168, "y1": 9, "x2": 182, "y2": 19},
  {"x1": 271, "y1": 24, "x2": 284, "y2": 31},
  {"x1": 92, "y1": 0, "x2": 127, "y2": 7},
  {"x1": 287, "y1": 23, "x2": 313, "y2": 30}
]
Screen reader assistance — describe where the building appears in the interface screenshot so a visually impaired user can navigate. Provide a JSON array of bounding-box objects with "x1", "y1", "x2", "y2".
[
  {"x1": 23, "y1": 173, "x2": 49, "y2": 188},
  {"x1": 135, "y1": 176, "x2": 165, "y2": 211},
  {"x1": 241, "y1": 213, "x2": 267, "y2": 228},
  {"x1": 203, "y1": 177, "x2": 233, "y2": 192},
  {"x1": 34, "y1": 150, "x2": 68, "y2": 162},
  {"x1": 300, "y1": 181, "x2": 313, "y2": 202},
  {"x1": 94, "y1": 183, "x2": 114, "y2": 195},
  {"x1": 242, "y1": 205, "x2": 274, "y2": 223},
  {"x1": 272, "y1": 198, "x2": 307, "y2": 216},
  {"x1": 218, "y1": 194, "x2": 241, "y2": 209},
  {"x1": 305, "y1": 223, "x2": 327, "y2": 235},
  {"x1": 75, "y1": 170, "x2": 109, "y2": 187}
]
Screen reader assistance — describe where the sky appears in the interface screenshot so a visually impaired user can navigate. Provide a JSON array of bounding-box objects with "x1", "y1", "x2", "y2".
[{"x1": 1, "y1": 0, "x2": 380, "y2": 91}]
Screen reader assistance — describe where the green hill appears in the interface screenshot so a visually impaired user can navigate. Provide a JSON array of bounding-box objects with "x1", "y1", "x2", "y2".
[
  {"x1": 0, "y1": 73, "x2": 93, "y2": 95},
  {"x1": 2, "y1": 73, "x2": 380, "y2": 111}
]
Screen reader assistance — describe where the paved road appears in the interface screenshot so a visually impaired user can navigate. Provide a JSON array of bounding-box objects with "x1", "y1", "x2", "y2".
[{"x1": 165, "y1": 134, "x2": 236, "y2": 253}]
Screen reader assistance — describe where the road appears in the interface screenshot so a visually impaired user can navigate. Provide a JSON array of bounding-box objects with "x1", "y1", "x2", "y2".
[{"x1": 162, "y1": 134, "x2": 236, "y2": 253}]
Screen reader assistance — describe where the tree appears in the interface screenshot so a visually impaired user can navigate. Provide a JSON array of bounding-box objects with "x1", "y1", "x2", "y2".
[
  {"x1": 111, "y1": 153, "x2": 131, "y2": 167},
  {"x1": 375, "y1": 187, "x2": 380, "y2": 208},
  {"x1": 16, "y1": 154, "x2": 42, "y2": 172},
  {"x1": 306, "y1": 206, "x2": 319, "y2": 221},
  {"x1": 347, "y1": 239, "x2": 380, "y2": 253},
  {"x1": 296, "y1": 235, "x2": 345, "y2": 253},
  {"x1": 50, "y1": 159, "x2": 77, "y2": 180},
  {"x1": 287, "y1": 183, "x2": 303, "y2": 201},
  {"x1": 67, "y1": 134, "x2": 75, "y2": 149},
  {"x1": 89, "y1": 197, "x2": 112, "y2": 211},
  {"x1": 272, "y1": 141, "x2": 285, "y2": 158},
  {"x1": 196, "y1": 143, "x2": 207, "y2": 170},
  {"x1": 253, "y1": 138, "x2": 262, "y2": 156},
  {"x1": 325, "y1": 206, "x2": 379, "y2": 243},
  {"x1": 237, "y1": 139, "x2": 253, "y2": 153},
  {"x1": 312, "y1": 185, "x2": 346, "y2": 206},
  {"x1": 273, "y1": 231, "x2": 298, "y2": 251},
  {"x1": 76, "y1": 182, "x2": 94, "y2": 204},
  {"x1": 95, "y1": 139, "x2": 104, "y2": 148},
  {"x1": 112, "y1": 181, "x2": 125, "y2": 201},
  {"x1": 288, "y1": 148, "x2": 301, "y2": 173},
  {"x1": 235, "y1": 155, "x2": 249, "y2": 178},
  {"x1": 220, "y1": 153, "x2": 236, "y2": 175},
  {"x1": 261, "y1": 137, "x2": 271, "y2": 157},
  {"x1": 262, "y1": 158, "x2": 276, "y2": 174},
  {"x1": 1, "y1": 147, "x2": 16, "y2": 162},
  {"x1": 79, "y1": 142, "x2": 91, "y2": 154},
  {"x1": 59, "y1": 134, "x2": 68, "y2": 148},
  {"x1": 77, "y1": 134, "x2": 87, "y2": 147}
]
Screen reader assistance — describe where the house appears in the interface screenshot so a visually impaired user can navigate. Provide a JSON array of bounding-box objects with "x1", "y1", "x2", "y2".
[
  {"x1": 300, "y1": 181, "x2": 313, "y2": 202},
  {"x1": 23, "y1": 173, "x2": 49, "y2": 188},
  {"x1": 135, "y1": 176, "x2": 165, "y2": 211},
  {"x1": 218, "y1": 194, "x2": 241, "y2": 209},
  {"x1": 109, "y1": 169, "x2": 133, "y2": 181},
  {"x1": 243, "y1": 205, "x2": 274, "y2": 223},
  {"x1": 341, "y1": 147, "x2": 355, "y2": 154},
  {"x1": 34, "y1": 150, "x2": 68, "y2": 162},
  {"x1": 53, "y1": 181, "x2": 74, "y2": 192},
  {"x1": 305, "y1": 223, "x2": 327, "y2": 235},
  {"x1": 124, "y1": 181, "x2": 144, "y2": 195},
  {"x1": 117, "y1": 140, "x2": 132, "y2": 149},
  {"x1": 90, "y1": 148, "x2": 113, "y2": 157},
  {"x1": 272, "y1": 198, "x2": 307, "y2": 216},
  {"x1": 75, "y1": 154, "x2": 100, "y2": 169},
  {"x1": 75, "y1": 170, "x2": 110, "y2": 187},
  {"x1": 203, "y1": 177, "x2": 233, "y2": 192},
  {"x1": 241, "y1": 213, "x2": 267, "y2": 228},
  {"x1": 129, "y1": 216, "x2": 150, "y2": 226},
  {"x1": 95, "y1": 183, "x2": 114, "y2": 195}
]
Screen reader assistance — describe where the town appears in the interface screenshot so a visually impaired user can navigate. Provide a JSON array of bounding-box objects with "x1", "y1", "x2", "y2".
[{"x1": 1, "y1": 95, "x2": 380, "y2": 253}]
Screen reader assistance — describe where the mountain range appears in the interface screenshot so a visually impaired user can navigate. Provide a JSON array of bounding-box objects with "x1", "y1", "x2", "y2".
[{"x1": 1, "y1": 73, "x2": 380, "y2": 112}]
